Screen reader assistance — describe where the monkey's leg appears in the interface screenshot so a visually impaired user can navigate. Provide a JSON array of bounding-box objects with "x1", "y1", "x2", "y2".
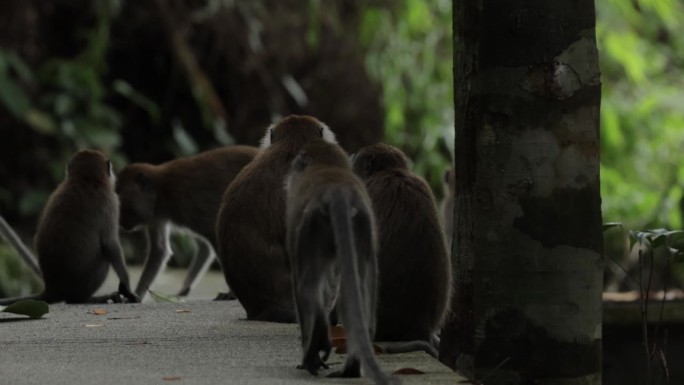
[
  {"x1": 135, "y1": 222, "x2": 172, "y2": 300},
  {"x1": 328, "y1": 356, "x2": 361, "y2": 378},
  {"x1": 294, "y1": 271, "x2": 331, "y2": 375},
  {"x1": 100, "y1": 228, "x2": 139, "y2": 303},
  {"x1": 178, "y1": 236, "x2": 221, "y2": 297},
  {"x1": 0, "y1": 214, "x2": 42, "y2": 278}
]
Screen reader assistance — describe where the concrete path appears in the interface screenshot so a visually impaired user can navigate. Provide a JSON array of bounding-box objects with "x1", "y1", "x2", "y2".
[{"x1": 0, "y1": 269, "x2": 465, "y2": 385}]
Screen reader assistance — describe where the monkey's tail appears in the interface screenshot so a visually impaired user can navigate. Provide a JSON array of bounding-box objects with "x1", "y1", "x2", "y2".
[
  {"x1": 0, "y1": 214, "x2": 42, "y2": 278},
  {"x1": 329, "y1": 192, "x2": 397, "y2": 385}
]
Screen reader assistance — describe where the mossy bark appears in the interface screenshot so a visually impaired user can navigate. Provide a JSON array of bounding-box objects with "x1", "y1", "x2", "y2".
[{"x1": 441, "y1": 1, "x2": 603, "y2": 384}]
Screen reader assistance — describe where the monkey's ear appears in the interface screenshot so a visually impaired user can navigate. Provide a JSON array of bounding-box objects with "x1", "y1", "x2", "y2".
[{"x1": 135, "y1": 172, "x2": 152, "y2": 191}]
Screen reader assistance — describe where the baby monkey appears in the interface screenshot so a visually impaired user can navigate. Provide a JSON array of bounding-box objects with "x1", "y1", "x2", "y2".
[
  {"x1": 0, "y1": 150, "x2": 138, "y2": 305},
  {"x1": 285, "y1": 141, "x2": 398, "y2": 385}
]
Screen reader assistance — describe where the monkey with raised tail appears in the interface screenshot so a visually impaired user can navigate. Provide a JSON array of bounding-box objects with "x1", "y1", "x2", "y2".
[
  {"x1": 352, "y1": 143, "x2": 452, "y2": 357},
  {"x1": 285, "y1": 141, "x2": 399, "y2": 385},
  {"x1": 115, "y1": 145, "x2": 258, "y2": 300},
  {"x1": 215, "y1": 115, "x2": 337, "y2": 323},
  {"x1": 0, "y1": 150, "x2": 138, "y2": 305}
]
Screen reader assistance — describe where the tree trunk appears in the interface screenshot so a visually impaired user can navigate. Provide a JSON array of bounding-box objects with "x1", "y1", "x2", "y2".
[{"x1": 441, "y1": 1, "x2": 603, "y2": 384}]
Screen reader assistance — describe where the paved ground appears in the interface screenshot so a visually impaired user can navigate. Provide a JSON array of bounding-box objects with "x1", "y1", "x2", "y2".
[{"x1": 0, "y1": 268, "x2": 465, "y2": 385}]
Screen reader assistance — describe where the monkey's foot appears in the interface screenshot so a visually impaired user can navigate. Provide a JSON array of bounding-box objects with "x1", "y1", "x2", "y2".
[
  {"x1": 213, "y1": 291, "x2": 237, "y2": 301},
  {"x1": 327, "y1": 368, "x2": 361, "y2": 378},
  {"x1": 118, "y1": 283, "x2": 141, "y2": 303},
  {"x1": 297, "y1": 358, "x2": 329, "y2": 376}
]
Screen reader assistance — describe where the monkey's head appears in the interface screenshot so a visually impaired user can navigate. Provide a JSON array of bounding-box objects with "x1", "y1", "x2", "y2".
[
  {"x1": 115, "y1": 164, "x2": 158, "y2": 231},
  {"x1": 260, "y1": 115, "x2": 336, "y2": 149},
  {"x1": 285, "y1": 141, "x2": 351, "y2": 192},
  {"x1": 66, "y1": 149, "x2": 114, "y2": 185},
  {"x1": 351, "y1": 143, "x2": 409, "y2": 179},
  {"x1": 292, "y1": 141, "x2": 351, "y2": 172}
]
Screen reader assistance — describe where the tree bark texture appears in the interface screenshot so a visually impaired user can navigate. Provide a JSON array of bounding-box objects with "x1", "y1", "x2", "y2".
[{"x1": 441, "y1": 1, "x2": 603, "y2": 384}]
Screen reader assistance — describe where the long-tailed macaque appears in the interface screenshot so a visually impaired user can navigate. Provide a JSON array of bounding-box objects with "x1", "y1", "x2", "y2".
[
  {"x1": 285, "y1": 141, "x2": 398, "y2": 385},
  {"x1": 352, "y1": 144, "x2": 452, "y2": 356},
  {"x1": 115, "y1": 145, "x2": 258, "y2": 300},
  {"x1": 0, "y1": 150, "x2": 138, "y2": 305},
  {"x1": 441, "y1": 167, "x2": 455, "y2": 249},
  {"x1": 215, "y1": 115, "x2": 336, "y2": 323}
]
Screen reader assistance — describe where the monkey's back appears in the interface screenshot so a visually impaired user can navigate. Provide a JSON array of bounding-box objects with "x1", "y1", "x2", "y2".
[
  {"x1": 35, "y1": 180, "x2": 117, "y2": 302},
  {"x1": 364, "y1": 169, "x2": 451, "y2": 342},
  {"x1": 215, "y1": 142, "x2": 304, "y2": 322},
  {"x1": 155, "y1": 145, "x2": 258, "y2": 244}
]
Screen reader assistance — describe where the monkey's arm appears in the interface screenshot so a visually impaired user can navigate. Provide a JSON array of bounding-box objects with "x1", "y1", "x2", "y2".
[
  {"x1": 0, "y1": 214, "x2": 42, "y2": 278},
  {"x1": 101, "y1": 229, "x2": 139, "y2": 303},
  {"x1": 135, "y1": 221, "x2": 172, "y2": 299}
]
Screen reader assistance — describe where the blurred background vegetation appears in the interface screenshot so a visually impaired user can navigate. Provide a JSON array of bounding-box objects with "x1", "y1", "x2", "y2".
[{"x1": 0, "y1": 0, "x2": 682, "y2": 295}]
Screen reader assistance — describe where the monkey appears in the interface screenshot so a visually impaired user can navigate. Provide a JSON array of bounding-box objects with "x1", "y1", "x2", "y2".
[
  {"x1": 351, "y1": 143, "x2": 452, "y2": 357},
  {"x1": 0, "y1": 150, "x2": 139, "y2": 305},
  {"x1": 0, "y1": 214, "x2": 42, "y2": 278},
  {"x1": 440, "y1": 167, "x2": 455, "y2": 250},
  {"x1": 215, "y1": 115, "x2": 337, "y2": 323},
  {"x1": 115, "y1": 145, "x2": 258, "y2": 300},
  {"x1": 284, "y1": 141, "x2": 399, "y2": 385}
]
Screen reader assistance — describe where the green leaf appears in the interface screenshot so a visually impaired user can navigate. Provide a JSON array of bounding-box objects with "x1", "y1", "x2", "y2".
[
  {"x1": 25, "y1": 108, "x2": 57, "y2": 135},
  {"x1": 172, "y1": 120, "x2": 199, "y2": 157},
  {"x1": 1, "y1": 300, "x2": 49, "y2": 319},
  {"x1": 603, "y1": 222, "x2": 623, "y2": 232},
  {"x1": 0, "y1": 72, "x2": 31, "y2": 120},
  {"x1": 148, "y1": 290, "x2": 184, "y2": 304},
  {"x1": 112, "y1": 79, "x2": 160, "y2": 124}
]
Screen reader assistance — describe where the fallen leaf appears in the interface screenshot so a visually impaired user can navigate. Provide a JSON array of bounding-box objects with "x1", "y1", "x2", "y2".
[
  {"x1": 162, "y1": 375, "x2": 181, "y2": 381},
  {"x1": 149, "y1": 290, "x2": 185, "y2": 304},
  {"x1": 333, "y1": 337, "x2": 347, "y2": 354},
  {"x1": 1, "y1": 300, "x2": 49, "y2": 319},
  {"x1": 175, "y1": 308, "x2": 192, "y2": 313},
  {"x1": 393, "y1": 368, "x2": 425, "y2": 375},
  {"x1": 91, "y1": 309, "x2": 108, "y2": 315},
  {"x1": 83, "y1": 323, "x2": 104, "y2": 328},
  {"x1": 107, "y1": 316, "x2": 141, "y2": 320}
]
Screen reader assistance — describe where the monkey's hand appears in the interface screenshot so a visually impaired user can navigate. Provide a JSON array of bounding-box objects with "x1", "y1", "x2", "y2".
[
  {"x1": 118, "y1": 282, "x2": 141, "y2": 303},
  {"x1": 213, "y1": 291, "x2": 238, "y2": 301}
]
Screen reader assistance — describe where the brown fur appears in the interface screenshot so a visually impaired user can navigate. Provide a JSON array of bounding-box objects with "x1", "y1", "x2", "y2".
[
  {"x1": 352, "y1": 144, "x2": 452, "y2": 344},
  {"x1": 215, "y1": 115, "x2": 336, "y2": 323},
  {"x1": 0, "y1": 150, "x2": 138, "y2": 305},
  {"x1": 285, "y1": 141, "x2": 397, "y2": 384},
  {"x1": 115, "y1": 145, "x2": 258, "y2": 298}
]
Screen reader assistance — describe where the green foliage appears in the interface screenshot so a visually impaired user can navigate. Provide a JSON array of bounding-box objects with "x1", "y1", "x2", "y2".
[
  {"x1": 359, "y1": 0, "x2": 453, "y2": 194},
  {"x1": 598, "y1": 0, "x2": 684, "y2": 230},
  {"x1": 0, "y1": 244, "x2": 42, "y2": 297}
]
